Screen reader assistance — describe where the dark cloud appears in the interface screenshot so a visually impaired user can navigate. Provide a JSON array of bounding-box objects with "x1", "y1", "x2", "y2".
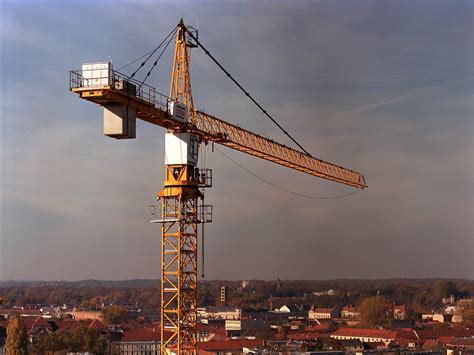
[{"x1": 1, "y1": 0, "x2": 473, "y2": 280}]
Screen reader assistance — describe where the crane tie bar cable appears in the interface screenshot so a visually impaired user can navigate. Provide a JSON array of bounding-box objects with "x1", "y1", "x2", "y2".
[
  {"x1": 139, "y1": 28, "x2": 177, "y2": 87},
  {"x1": 128, "y1": 25, "x2": 178, "y2": 79},
  {"x1": 117, "y1": 48, "x2": 157, "y2": 71},
  {"x1": 184, "y1": 27, "x2": 312, "y2": 157}
]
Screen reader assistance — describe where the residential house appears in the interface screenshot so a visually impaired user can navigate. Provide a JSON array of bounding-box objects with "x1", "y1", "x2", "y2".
[
  {"x1": 270, "y1": 304, "x2": 307, "y2": 319},
  {"x1": 313, "y1": 289, "x2": 335, "y2": 296},
  {"x1": 446, "y1": 338, "x2": 474, "y2": 355},
  {"x1": 433, "y1": 313, "x2": 453, "y2": 323},
  {"x1": 201, "y1": 307, "x2": 241, "y2": 320},
  {"x1": 198, "y1": 339, "x2": 263, "y2": 354},
  {"x1": 0, "y1": 308, "x2": 42, "y2": 319},
  {"x1": 110, "y1": 327, "x2": 164, "y2": 354},
  {"x1": 393, "y1": 304, "x2": 407, "y2": 320},
  {"x1": 422, "y1": 314, "x2": 434, "y2": 321},
  {"x1": 331, "y1": 327, "x2": 397, "y2": 346},
  {"x1": 308, "y1": 308, "x2": 340, "y2": 320},
  {"x1": 338, "y1": 339, "x2": 365, "y2": 352},
  {"x1": 341, "y1": 304, "x2": 360, "y2": 319},
  {"x1": 224, "y1": 319, "x2": 269, "y2": 337},
  {"x1": 24, "y1": 317, "x2": 54, "y2": 342},
  {"x1": 71, "y1": 310, "x2": 102, "y2": 321}
]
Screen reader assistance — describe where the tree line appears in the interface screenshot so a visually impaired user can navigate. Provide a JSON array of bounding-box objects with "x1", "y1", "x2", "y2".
[{"x1": 1, "y1": 279, "x2": 472, "y2": 313}]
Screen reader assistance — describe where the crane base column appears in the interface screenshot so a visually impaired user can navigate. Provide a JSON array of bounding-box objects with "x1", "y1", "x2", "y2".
[{"x1": 159, "y1": 195, "x2": 198, "y2": 355}]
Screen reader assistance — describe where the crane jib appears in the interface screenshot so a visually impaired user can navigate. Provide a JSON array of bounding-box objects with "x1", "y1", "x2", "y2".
[
  {"x1": 191, "y1": 111, "x2": 366, "y2": 189},
  {"x1": 69, "y1": 69, "x2": 366, "y2": 189}
]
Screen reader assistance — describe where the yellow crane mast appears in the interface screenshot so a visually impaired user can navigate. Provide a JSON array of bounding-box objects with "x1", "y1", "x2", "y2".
[
  {"x1": 70, "y1": 20, "x2": 366, "y2": 354},
  {"x1": 158, "y1": 23, "x2": 200, "y2": 354}
]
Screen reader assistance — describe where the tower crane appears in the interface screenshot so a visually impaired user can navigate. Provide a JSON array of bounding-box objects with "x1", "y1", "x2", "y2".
[{"x1": 69, "y1": 20, "x2": 366, "y2": 354}]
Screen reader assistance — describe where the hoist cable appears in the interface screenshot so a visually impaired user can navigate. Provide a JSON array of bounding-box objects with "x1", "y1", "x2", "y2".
[
  {"x1": 128, "y1": 25, "x2": 178, "y2": 79},
  {"x1": 184, "y1": 28, "x2": 312, "y2": 157},
  {"x1": 216, "y1": 147, "x2": 361, "y2": 200}
]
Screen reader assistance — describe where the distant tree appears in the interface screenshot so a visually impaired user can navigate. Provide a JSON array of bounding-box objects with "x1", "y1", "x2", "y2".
[
  {"x1": 101, "y1": 304, "x2": 128, "y2": 324},
  {"x1": 411, "y1": 282, "x2": 459, "y2": 313},
  {"x1": 74, "y1": 327, "x2": 108, "y2": 354},
  {"x1": 412, "y1": 289, "x2": 432, "y2": 313},
  {"x1": 433, "y1": 280, "x2": 458, "y2": 303},
  {"x1": 5, "y1": 315, "x2": 29, "y2": 355},
  {"x1": 314, "y1": 338, "x2": 324, "y2": 351},
  {"x1": 31, "y1": 326, "x2": 108, "y2": 354},
  {"x1": 456, "y1": 300, "x2": 474, "y2": 325},
  {"x1": 199, "y1": 287, "x2": 215, "y2": 307},
  {"x1": 432, "y1": 321, "x2": 450, "y2": 330},
  {"x1": 359, "y1": 296, "x2": 392, "y2": 328}
]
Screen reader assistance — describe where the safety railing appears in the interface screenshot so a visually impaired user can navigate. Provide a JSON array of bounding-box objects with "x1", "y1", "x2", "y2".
[
  {"x1": 199, "y1": 205, "x2": 213, "y2": 223},
  {"x1": 147, "y1": 203, "x2": 212, "y2": 223},
  {"x1": 69, "y1": 69, "x2": 169, "y2": 112},
  {"x1": 194, "y1": 168, "x2": 212, "y2": 188}
]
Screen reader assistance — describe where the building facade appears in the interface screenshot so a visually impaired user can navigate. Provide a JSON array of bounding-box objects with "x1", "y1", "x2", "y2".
[
  {"x1": 331, "y1": 328, "x2": 397, "y2": 346},
  {"x1": 71, "y1": 310, "x2": 102, "y2": 321},
  {"x1": 308, "y1": 308, "x2": 340, "y2": 320}
]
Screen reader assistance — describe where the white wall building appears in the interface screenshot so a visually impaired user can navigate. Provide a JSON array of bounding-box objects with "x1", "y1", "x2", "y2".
[{"x1": 308, "y1": 308, "x2": 340, "y2": 320}]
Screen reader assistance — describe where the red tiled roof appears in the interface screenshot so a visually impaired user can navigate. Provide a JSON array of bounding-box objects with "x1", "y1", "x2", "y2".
[
  {"x1": 52, "y1": 319, "x2": 106, "y2": 331},
  {"x1": 290, "y1": 320, "x2": 303, "y2": 325},
  {"x1": 121, "y1": 329, "x2": 167, "y2": 342},
  {"x1": 332, "y1": 328, "x2": 396, "y2": 339},
  {"x1": 54, "y1": 320, "x2": 90, "y2": 329},
  {"x1": 423, "y1": 339, "x2": 442, "y2": 350},
  {"x1": 0, "y1": 308, "x2": 42, "y2": 316},
  {"x1": 198, "y1": 323, "x2": 226, "y2": 338},
  {"x1": 437, "y1": 336, "x2": 455, "y2": 345},
  {"x1": 23, "y1": 317, "x2": 52, "y2": 333},
  {"x1": 393, "y1": 337, "x2": 416, "y2": 347},
  {"x1": 417, "y1": 329, "x2": 474, "y2": 340},
  {"x1": 88, "y1": 319, "x2": 107, "y2": 330},
  {"x1": 342, "y1": 305, "x2": 357, "y2": 312},
  {"x1": 210, "y1": 333, "x2": 230, "y2": 342},
  {"x1": 0, "y1": 317, "x2": 56, "y2": 334},
  {"x1": 272, "y1": 333, "x2": 285, "y2": 341},
  {"x1": 395, "y1": 330, "x2": 417, "y2": 340},
  {"x1": 290, "y1": 332, "x2": 326, "y2": 340},
  {"x1": 198, "y1": 339, "x2": 263, "y2": 351},
  {"x1": 312, "y1": 308, "x2": 334, "y2": 313},
  {"x1": 0, "y1": 308, "x2": 42, "y2": 317},
  {"x1": 305, "y1": 322, "x2": 332, "y2": 332}
]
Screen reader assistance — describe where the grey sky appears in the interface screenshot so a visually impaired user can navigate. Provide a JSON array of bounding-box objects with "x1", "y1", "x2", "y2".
[{"x1": 1, "y1": 0, "x2": 473, "y2": 281}]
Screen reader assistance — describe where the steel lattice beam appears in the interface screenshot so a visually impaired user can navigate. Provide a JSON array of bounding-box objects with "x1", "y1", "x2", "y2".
[
  {"x1": 190, "y1": 110, "x2": 366, "y2": 189},
  {"x1": 69, "y1": 85, "x2": 366, "y2": 189},
  {"x1": 161, "y1": 197, "x2": 198, "y2": 354}
]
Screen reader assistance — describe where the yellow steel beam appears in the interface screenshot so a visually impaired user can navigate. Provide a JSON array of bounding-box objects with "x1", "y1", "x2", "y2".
[
  {"x1": 190, "y1": 110, "x2": 366, "y2": 189},
  {"x1": 71, "y1": 86, "x2": 366, "y2": 189}
]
